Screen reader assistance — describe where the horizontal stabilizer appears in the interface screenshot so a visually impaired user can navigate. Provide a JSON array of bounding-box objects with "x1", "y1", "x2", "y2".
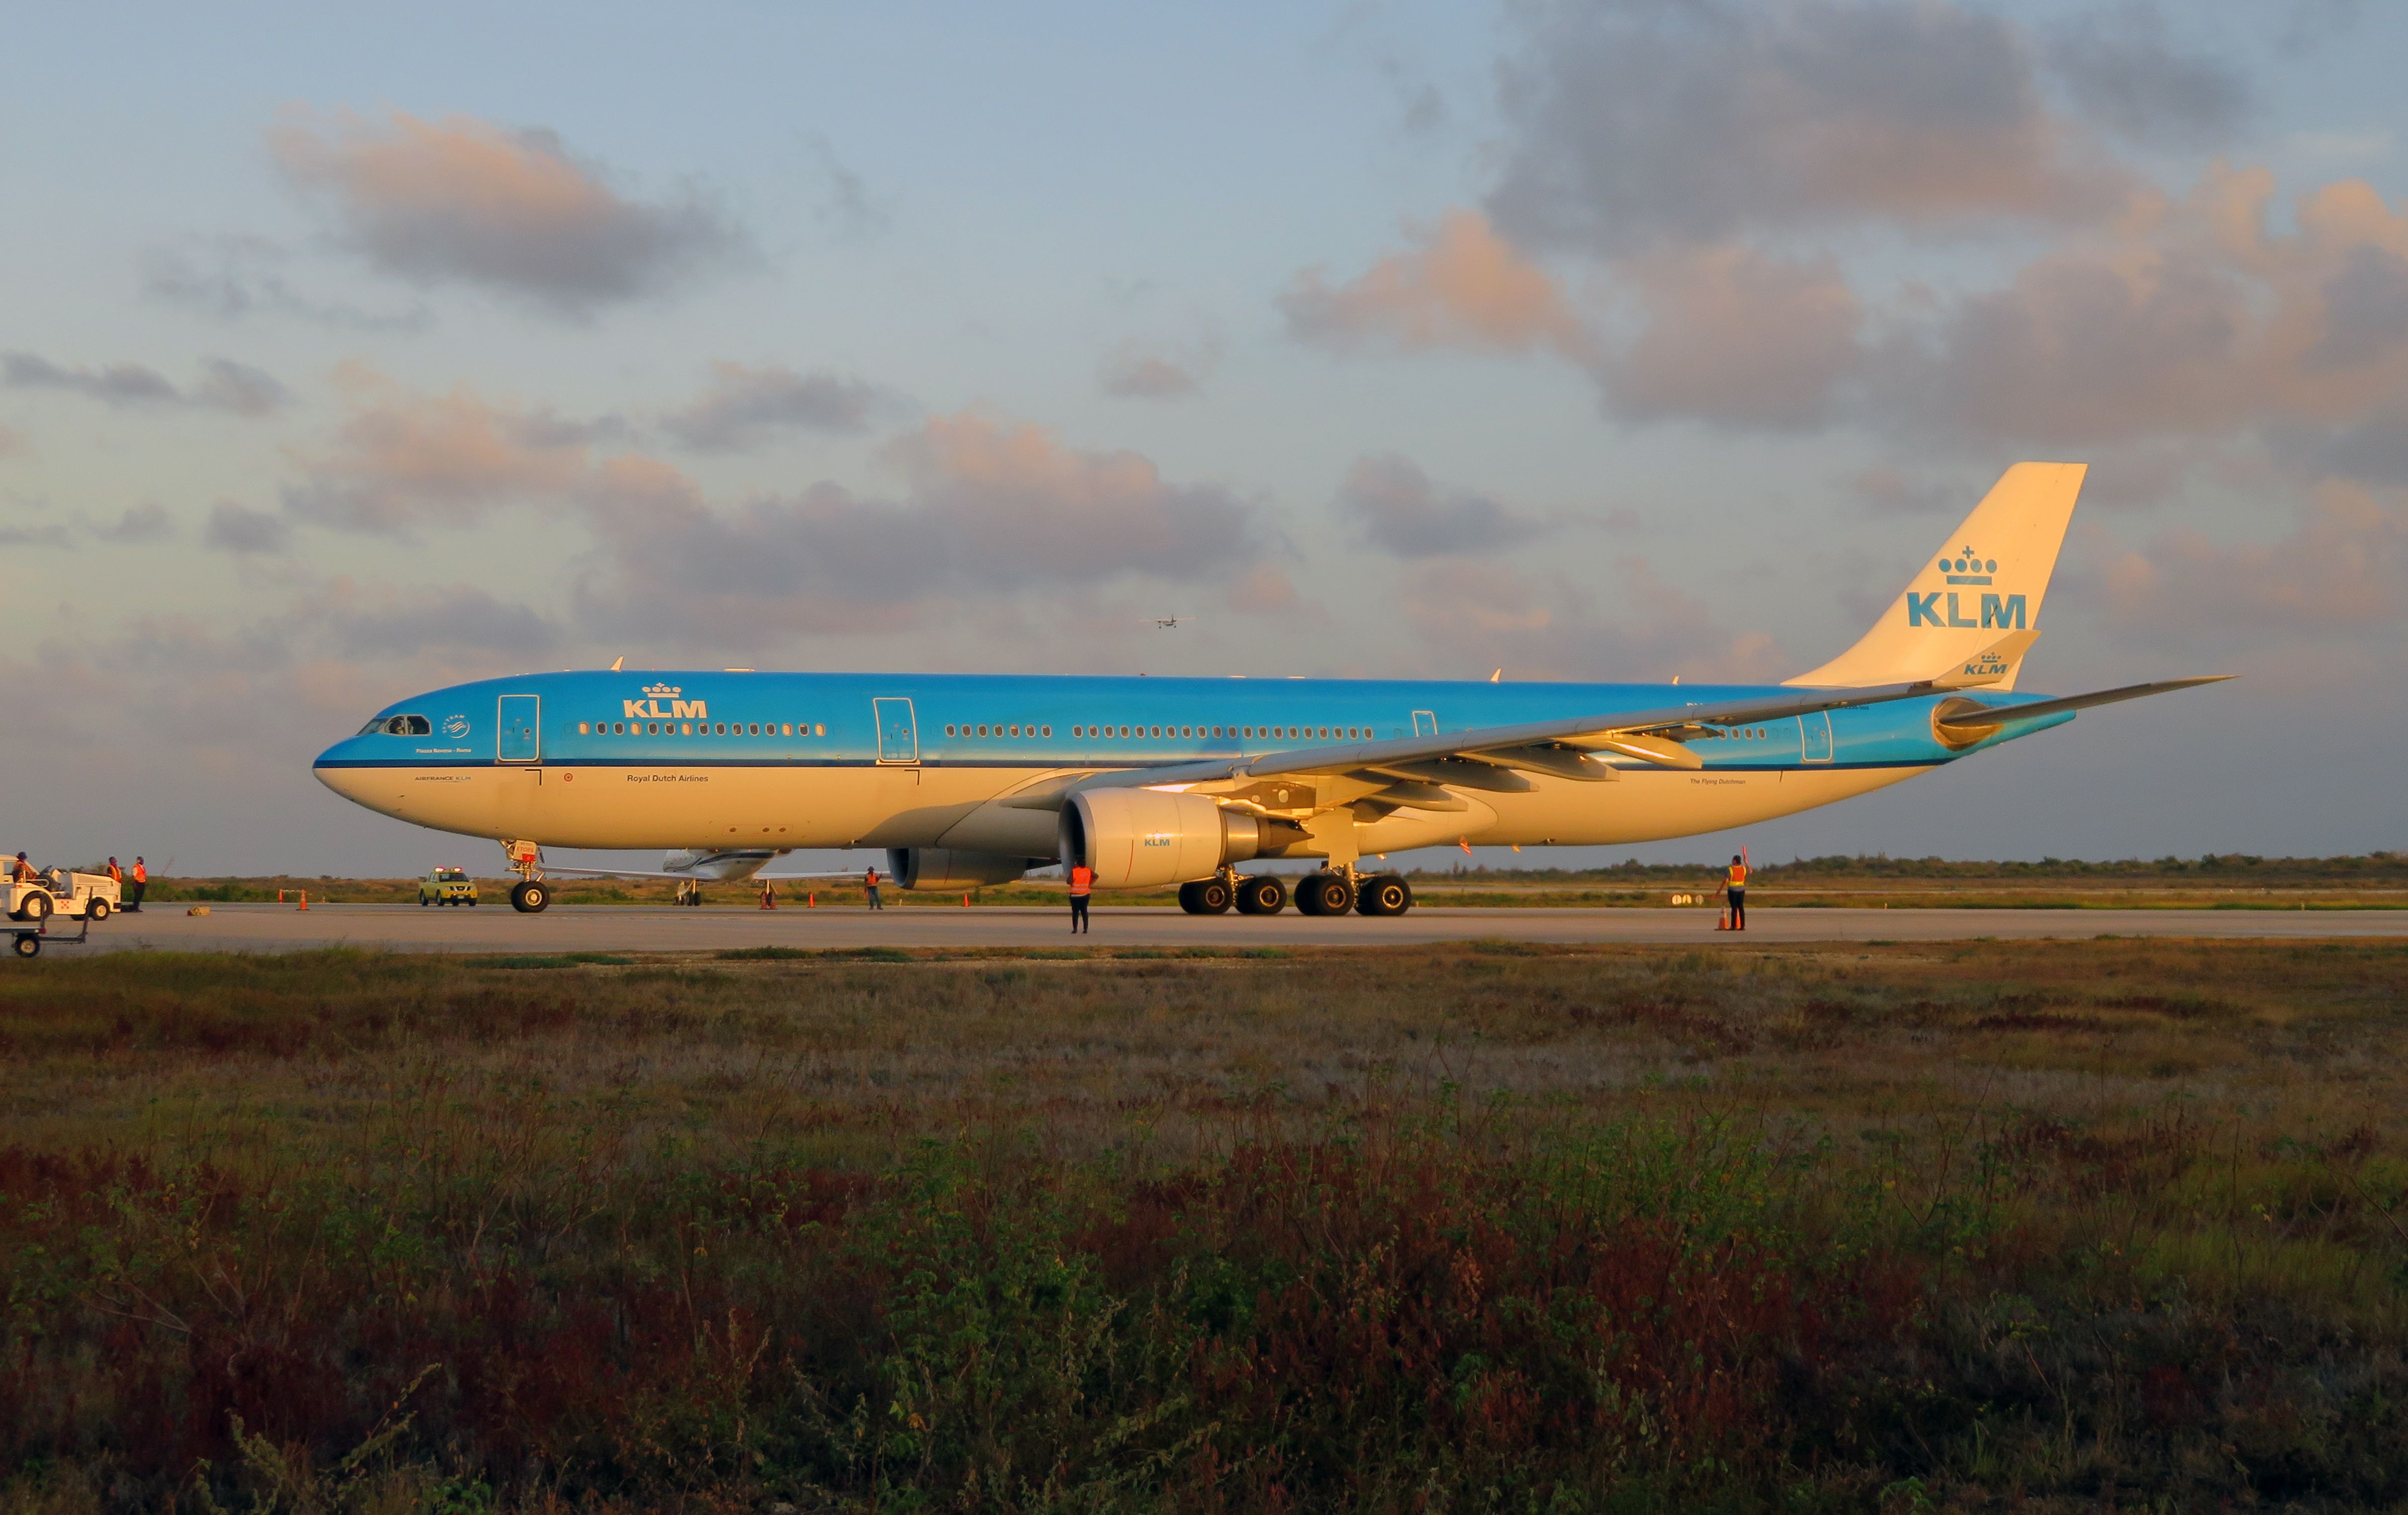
[{"x1": 1934, "y1": 676, "x2": 2231, "y2": 741}]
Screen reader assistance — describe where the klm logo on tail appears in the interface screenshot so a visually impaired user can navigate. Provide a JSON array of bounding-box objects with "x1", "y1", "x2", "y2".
[{"x1": 1908, "y1": 546, "x2": 2023, "y2": 628}]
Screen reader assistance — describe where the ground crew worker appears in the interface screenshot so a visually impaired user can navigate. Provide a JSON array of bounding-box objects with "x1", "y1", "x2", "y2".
[
  {"x1": 128, "y1": 857, "x2": 147, "y2": 912},
  {"x1": 1067, "y1": 860, "x2": 1092, "y2": 934},
  {"x1": 107, "y1": 857, "x2": 122, "y2": 887},
  {"x1": 1724, "y1": 853, "x2": 1748, "y2": 931},
  {"x1": 864, "y1": 865, "x2": 882, "y2": 910},
  {"x1": 9, "y1": 852, "x2": 32, "y2": 884}
]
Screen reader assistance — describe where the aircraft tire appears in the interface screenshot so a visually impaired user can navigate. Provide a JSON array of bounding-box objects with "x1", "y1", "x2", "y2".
[
  {"x1": 1178, "y1": 879, "x2": 1234, "y2": 915},
  {"x1": 13, "y1": 933, "x2": 37, "y2": 958},
  {"x1": 511, "y1": 881, "x2": 550, "y2": 914},
  {"x1": 1233, "y1": 875, "x2": 1286, "y2": 915},
  {"x1": 1296, "y1": 872, "x2": 1353, "y2": 917},
  {"x1": 1356, "y1": 875, "x2": 1412, "y2": 917}
]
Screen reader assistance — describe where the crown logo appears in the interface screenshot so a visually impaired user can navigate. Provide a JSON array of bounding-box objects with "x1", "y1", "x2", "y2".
[
  {"x1": 643, "y1": 682, "x2": 683, "y2": 698},
  {"x1": 1938, "y1": 546, "x2": 1995, "y2": 584}
]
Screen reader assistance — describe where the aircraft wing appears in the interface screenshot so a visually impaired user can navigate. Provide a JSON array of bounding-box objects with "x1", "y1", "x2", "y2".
[{"x1": 1030, "y1": 677, "x2": 1977, "y2": 804}]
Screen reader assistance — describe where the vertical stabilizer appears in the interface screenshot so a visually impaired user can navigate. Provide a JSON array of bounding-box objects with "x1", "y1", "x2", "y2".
[{"x1": 1787, "y1": 461, "x2": 2085, "y2": 690}]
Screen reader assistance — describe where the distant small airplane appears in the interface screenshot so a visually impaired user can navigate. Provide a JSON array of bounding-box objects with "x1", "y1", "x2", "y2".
[{"x1": 1153, "y1": 616, "x2": 1188, "y2": 630}]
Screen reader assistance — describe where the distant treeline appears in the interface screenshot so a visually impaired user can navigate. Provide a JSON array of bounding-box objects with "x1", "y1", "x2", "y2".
[{"x1": 1406, "y1": 851, "x2": 2408, "y2": 884}]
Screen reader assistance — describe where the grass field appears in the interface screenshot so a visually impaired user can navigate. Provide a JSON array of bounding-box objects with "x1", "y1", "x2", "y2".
[{"x1": 4, "y1": 939, "x2": 2406, "y2": 1511}]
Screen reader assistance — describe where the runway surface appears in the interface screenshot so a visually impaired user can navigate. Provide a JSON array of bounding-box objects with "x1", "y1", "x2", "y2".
[{"x1": 34, "y1": 902, "x2": 2408, "y2": 955}]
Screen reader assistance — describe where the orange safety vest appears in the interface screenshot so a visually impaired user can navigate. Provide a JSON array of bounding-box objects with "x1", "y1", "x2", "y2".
[
  {"x1": 1069, "y1": 865, "x2": 1092, "y2": 896},
  {"x1": 133, "y1": 863, "x2": 146, "y2": 884},
  {"x1": 108, "y1": 864, "x2": 122, "y2": 883},
  {"x1": 1727, "y1": 863, "x2": 1748, "y2": 888}
]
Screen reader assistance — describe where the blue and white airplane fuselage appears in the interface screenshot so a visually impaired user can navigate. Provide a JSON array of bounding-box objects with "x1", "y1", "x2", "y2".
[
  {"x1": 311, "y1": 463, "x2": 2226, "y2": 910},
  {"x1": 314, "y1": 670, "x2": 2065, "y2": 852}
]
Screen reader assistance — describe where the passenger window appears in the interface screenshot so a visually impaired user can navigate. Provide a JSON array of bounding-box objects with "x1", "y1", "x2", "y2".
[
  {"x1": 1041, "y1": 725, "x2": 1051, "y2": 737},
  {"x1": 813, "y1": 724, "x2": 825, "y2": 736},
  {"x1": 578, "y1": 722, "x2": 590, "y2": 735}
]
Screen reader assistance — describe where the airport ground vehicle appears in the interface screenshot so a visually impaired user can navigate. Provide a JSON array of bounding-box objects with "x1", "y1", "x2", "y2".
[
  {"x1": 418, "y1": 866, "x2": 480, "y2": 906},
  {"x1": 9, "y1": 912, "x2": 90, "y2": 958},
  {"x1": 8, "y1": 869, "x2": 120, "y2": 924}
]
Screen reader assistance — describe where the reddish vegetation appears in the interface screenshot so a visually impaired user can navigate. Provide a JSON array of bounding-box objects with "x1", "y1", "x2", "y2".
[{"x1": 1, "y1": 941, "x2": 2404, "y2": 1509}]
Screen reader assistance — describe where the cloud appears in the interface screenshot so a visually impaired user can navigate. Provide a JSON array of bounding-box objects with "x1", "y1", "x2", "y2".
[
  {"x1": 2045, "y1": 5, "x2": 2252, "y2": 149},
  {"x1": 267, "y1": 108, "x2": 743, "y2": 314},
  {"x1": 1281, "y1": 210, "x2": 1590, "y2": 357},
  {"x1": 190, "y1": 359, "x2": 292, "y2": 417},
  {"x1": 1098, "y1": 339, "x2": 1219, "y2": 400},
  {"x1": 204, "y1": 501, "x2": 293, "y2": 554},
  {"x1": 575, "y1": 411, "x2": 1266, "y2": 633},
  {"x1": 1601, "y1": 245, "x2": 1861, "y2": 427},
  {"x1": 144, "y1": 237, "x2": 434, "y2": 332},
  {"x1": 1876, "y1": 167, "x2": 2408, "y2": 447},
  {"x1": 1397, "y1": 556, "x2": 1784, "y2": 683},
  {"x1": 0, "y1": 423, "x2": 22, "y2": 458},
  {"x1": 2091, "y1": 481, "x2": 2407, "y2": 643},
  {"x1": 1487, "y1": 0, "x2": 2127, "y2": 257},
  {"x1": 2, "y1": 352, "x2": 289, "y2": 415},
  {"x1": 281, "y1": 367, "x2": 597, "y2": 533},
  {"x1": 1335, "y1": 454, "x2": 1548, "y2": 557},
  {"x1": 290, "y1": 579, "x2": 560, "y2": 659},
  {"x1": 658, "y1": 361, "x2": 890, "y2": 451},
  {"x1": 807, "y1": 135, "x2": 892, "y2": 236},
  {"x1": 0, "y1": 521, "x2": 72, "y2": 548},
  {"x1": 88, "y1": 502, "x2": 173, "y2": 543}
]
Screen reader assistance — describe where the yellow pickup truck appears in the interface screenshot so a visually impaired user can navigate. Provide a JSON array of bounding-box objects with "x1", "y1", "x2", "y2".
[{"x1": 417, "y1": 867, "x2": 479, "y2": 906}]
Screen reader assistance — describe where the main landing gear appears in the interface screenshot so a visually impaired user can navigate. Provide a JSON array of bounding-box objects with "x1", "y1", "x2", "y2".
[{"x1": 1177, "y1": 869, "x2": 1413, "y2": 918}]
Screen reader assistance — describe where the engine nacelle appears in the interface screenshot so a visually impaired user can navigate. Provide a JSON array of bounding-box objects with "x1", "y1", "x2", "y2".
[
  {"x1": 886, "y1": 847, "x2": 1036, "y2": 890},
  {"x1": 1060, "y1": 788, "x2": 1262, "y2": 889}
]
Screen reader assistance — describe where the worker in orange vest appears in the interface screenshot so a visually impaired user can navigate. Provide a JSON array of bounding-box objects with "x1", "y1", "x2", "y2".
[
  {"x1": 1067, "y1": 861, "x2": 1092, "y2": 934},
  {"x1": 107, "y1": 857, "x2": 122, "y2": 886},
  {"x1": 127, "y1": 856, "x2": 148, "y2": 912},
  {"x1": 864, "y1": 865, "x2": 882, "y2": 910},
  {"x1": 1723, "y1": 854, "x2": 1748, "y2": 931}
]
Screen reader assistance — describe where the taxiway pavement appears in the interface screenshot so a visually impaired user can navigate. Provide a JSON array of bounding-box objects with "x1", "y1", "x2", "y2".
[{"x1": 46, "y1": 902, "x2": 2408, "y2": 955}]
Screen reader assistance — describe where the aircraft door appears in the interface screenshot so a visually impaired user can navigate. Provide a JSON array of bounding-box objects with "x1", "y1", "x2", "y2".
[
  {"x1": 497, "y1": 695, "x2": 540, "y2": 763},
  {"x1": 872, "y1": 698, "x2": 918, "y2": 764},
  {"x1": 1411, "y1": 709, "x2": 1438, "y2": 736},
  {"x1": 1798, "y1": 711, "x2": 1833, "y2": 764}
]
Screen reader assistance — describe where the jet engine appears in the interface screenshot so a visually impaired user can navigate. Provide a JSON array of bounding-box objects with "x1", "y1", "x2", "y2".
[
  {"x1": 1060, "y1": 788, "x2": 1267, "y2": 889},
  {"x1": 886, "y1": 847, "x2": 1038, "y2": 890}
]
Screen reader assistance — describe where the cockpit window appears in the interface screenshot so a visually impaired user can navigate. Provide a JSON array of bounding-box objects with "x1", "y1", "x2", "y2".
[{"x1": 366, "y1": 714, "x2": 434, "y2": 736}]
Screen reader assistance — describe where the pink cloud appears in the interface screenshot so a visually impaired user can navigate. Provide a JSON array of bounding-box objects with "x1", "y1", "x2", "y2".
[
  {"x1": 1281, "y1": 210, "x2": 1591, "y2": 357},
  {"x1": 268, "y1": 108, "x2": 741, "y2": 313}
]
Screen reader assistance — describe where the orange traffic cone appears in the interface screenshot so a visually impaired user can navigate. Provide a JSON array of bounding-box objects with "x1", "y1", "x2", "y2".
[{"x1": 297, "y1": 890, "x2": 309, "y2": 912}]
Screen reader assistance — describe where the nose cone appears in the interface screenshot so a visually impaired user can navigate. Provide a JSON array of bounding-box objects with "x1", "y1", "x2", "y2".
[{"x1": 314, "y1": 736, "x2": 386, "y2": 809}]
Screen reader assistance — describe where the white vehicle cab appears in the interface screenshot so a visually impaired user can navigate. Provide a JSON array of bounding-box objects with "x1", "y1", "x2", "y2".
[{"x1": 8, "y1": 867, "x2": 121, "y2": 924}]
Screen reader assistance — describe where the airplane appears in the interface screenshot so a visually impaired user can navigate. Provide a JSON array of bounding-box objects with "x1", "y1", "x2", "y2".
[{"x1": 315, "y1": 463, "x2": 2227, "y2": 916}]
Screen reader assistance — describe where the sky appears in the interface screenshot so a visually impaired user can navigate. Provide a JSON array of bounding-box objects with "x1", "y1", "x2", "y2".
[{"x1": 3, "y1": 0, "x2": 2402, "y2": 876}]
